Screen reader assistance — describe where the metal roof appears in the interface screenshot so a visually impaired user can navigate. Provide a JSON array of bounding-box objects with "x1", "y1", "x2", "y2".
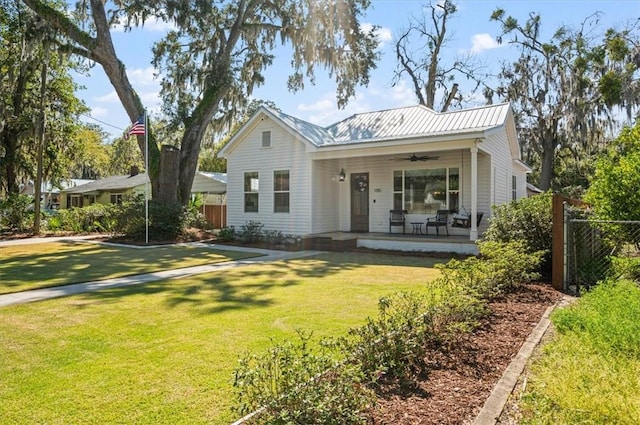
[
  {"x1": 325, "y1": 103, "x2": 511, "y2": 145},
  {"x1": 197, "y1": 172, "x2": 227, "y2": 184},
  {"x1": 64, "y1": 173, "x2": 149, "y2": 194},
  {"x1": 63, "y1": 172, "x2": 228, "y2": 195},
  {"x1": 265, "y1": 108, "x2": 334, "y2": 146},
  {"x1": 263, "y1": 103, "x2": 511, "y2": 147}
]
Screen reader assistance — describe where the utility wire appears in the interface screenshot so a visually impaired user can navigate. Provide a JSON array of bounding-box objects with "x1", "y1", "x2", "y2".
[{"x1": 81, "y1": 113, "x2": 125, "y2": 131}]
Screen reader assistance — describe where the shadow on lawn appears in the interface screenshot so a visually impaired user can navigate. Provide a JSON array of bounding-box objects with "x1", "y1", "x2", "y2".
[
  {"x1": 75, "y1": 263, "x2": 304, "y2": 314},
  {"x1": 0, "y1": 241, "x2": 255, "y2": 294},
  {"x1": 72, "y1": 251, "x2": 444, "y2": 314}
]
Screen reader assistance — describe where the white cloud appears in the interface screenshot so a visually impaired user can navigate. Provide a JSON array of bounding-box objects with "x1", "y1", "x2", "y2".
[
  {"x1": 94, "y1": 91, "x2": 120, "y2": 103},
  {"x1": 296, "y1": 80, "x2": 420, "y2": 126},
  {"x1": 127, "y1": 66, "x2": 159, "y2": 87},
  {"x1": 388, "y1": 80, "x2": 416, "y2": 106},
  {"x1": 140, "y1": 90, "x2": 163, "y2": 110},
  {"x1": 141, "y1": 18, "x2": 176, "y2": 32},
  {"x1": 89, "y1": 106, "x2": 109, "y2": 118},
  {"x1": 469, "y1": 33, "x2": 501, "y2": 54}
]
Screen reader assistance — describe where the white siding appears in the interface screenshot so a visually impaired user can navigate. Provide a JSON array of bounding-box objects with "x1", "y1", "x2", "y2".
[
  {"x1": 226, "y1": 121, "x2": 312, "y2": 235},
  {"x1": 479, "y1": 130, "x2": 527, "y2": 206},
  {"x1": 311, "y1": 160, "x2": 341, "y2": 233}
]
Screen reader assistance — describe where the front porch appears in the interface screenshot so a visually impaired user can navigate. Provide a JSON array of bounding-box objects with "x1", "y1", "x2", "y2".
[{"x1": 303, "y1": 231, "x2": 479, "y2": 255}]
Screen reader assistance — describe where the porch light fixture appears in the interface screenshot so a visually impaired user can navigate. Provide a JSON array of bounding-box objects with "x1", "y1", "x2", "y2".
[{"x1": 338, "y1": 168, "x2": 346, "y2": 182}]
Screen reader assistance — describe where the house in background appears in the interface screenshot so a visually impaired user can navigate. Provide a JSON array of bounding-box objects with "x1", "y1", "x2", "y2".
[
  {"x1": 20, "y1": 178, "x2": 94, "y2": 209},
  {"x1": 219, "y1": 103, "x2": 530, "y2": 253},
  {"x1": 60, "y1": 167, "x2": 147, "y2": 209},
  {"x1": 61, "y1": 168, "x2": 228, "y2": 228}
]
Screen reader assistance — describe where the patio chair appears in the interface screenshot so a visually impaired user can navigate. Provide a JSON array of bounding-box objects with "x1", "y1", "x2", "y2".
[
  {"x1": 426, "y1": 209, "x2": 449, "y2": 236},
  {"x1": 389, "y1": 209, "x2": 407, "y2": 234}
]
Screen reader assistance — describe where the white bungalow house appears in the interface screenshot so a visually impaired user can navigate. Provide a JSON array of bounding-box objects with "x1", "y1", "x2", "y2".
[{"x1": 219, "y1": 103, "x2": 529, "y2": 253}]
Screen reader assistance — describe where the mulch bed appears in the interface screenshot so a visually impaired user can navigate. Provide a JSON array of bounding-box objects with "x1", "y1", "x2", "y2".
[{"x1": 366, "y1": 283, "x2": 562, "y2": 424}]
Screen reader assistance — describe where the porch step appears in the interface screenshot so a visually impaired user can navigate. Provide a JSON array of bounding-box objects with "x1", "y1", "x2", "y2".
[{"x1": 304, "y1": 236, "x2": 357, "y2": 252}]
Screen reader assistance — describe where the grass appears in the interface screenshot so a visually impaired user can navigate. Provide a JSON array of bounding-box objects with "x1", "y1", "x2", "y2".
[
  {"x1": 518, "y1": 279, "x2": 640, "y2": 424},
  {"x1": 0, "y1": 251, "x2": 442, "y2": 424},
  {"x1": 0, "y1": 241, "x2": 260, "y2": 294}
]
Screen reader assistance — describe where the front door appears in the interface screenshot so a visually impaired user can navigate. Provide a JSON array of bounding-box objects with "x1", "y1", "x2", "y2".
[{"x1": 350, "y1": 172, "x2": 369, "y2": 232}]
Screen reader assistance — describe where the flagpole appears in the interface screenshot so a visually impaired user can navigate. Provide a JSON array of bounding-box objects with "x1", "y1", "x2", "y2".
[{"x1": 144, "y1": 110, "x2": 149, "y2": 245}]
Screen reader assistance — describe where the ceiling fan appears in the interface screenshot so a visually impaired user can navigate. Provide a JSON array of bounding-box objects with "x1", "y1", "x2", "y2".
[{"x1": 394, "y1": 153, "x2": 439, "y2": 162}]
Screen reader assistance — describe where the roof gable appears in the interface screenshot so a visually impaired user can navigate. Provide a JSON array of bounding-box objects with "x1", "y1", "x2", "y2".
[{"x1": 220, "y1": 106, "x2": 333, "y2": 157}]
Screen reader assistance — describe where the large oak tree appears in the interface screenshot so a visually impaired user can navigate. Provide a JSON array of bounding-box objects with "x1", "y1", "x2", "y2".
[
  {"x1": 490, "y1": 9, "x2": 640, "y2": 192},
  {"x1": 22, "y1": 0, "x2": 379, "y2": 205}
]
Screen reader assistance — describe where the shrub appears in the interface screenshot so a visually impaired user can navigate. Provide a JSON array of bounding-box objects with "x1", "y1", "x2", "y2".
[
  {"x1": 483, "y1": 191, "x2": 553, "y2": 277},
  {"x1": 0, "y1": 194, "x2": 33, "y2": 232},
  {"x1": 263, "y1": 229, "x2": 285, "y2": 245},
  {"x1": 341, "y1": 291, "x2": 433, "y2": 383},
  {"x1": 50, "y1": 204, "x2": 117, "y2": 234},
  {"x1": 114, "y1": 194, "x2": 188, "y2": 241},
  {"x1": 217, "y1": 226, "x2": 236, "y2": 242},
  {"x1": 233, "y1": 331, "x2": 374, "y2": 424},
  {"x1": 237, "y1": 220, "x2": 264, "y2": 244},
  {"x1": 609, "y1": 256, "x2": 640, "y2": 282}
]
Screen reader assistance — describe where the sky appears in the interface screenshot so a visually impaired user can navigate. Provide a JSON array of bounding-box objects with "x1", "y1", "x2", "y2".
[{"x1": 74, "y1": 0, "x2": 640, "y2": 139}]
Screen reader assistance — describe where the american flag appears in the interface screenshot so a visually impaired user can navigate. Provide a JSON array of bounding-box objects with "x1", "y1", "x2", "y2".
[{"x1": 125, "y1": 115, "x2": 145, "y2": 139}]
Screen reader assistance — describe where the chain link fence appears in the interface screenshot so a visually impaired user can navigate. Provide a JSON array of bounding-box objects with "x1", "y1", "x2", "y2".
[{"x1": 566, "y1": 214, "x2": 640, "y2": 293}]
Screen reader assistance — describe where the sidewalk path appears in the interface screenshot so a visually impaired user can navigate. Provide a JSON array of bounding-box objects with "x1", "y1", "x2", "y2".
[
  {"x1": 0, "y1": 238, "x2": 321, "y2": 308},
  {"x1": 0, "y1": 234, "x2": 106, "y2": 247}
]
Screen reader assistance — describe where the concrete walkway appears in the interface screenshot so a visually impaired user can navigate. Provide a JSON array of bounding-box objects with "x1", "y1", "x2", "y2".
[{"x1": 0, "y1": 237, "x2": 321, "y2": 308}]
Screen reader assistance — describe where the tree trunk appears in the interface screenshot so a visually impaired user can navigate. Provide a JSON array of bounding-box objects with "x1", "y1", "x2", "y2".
[
  {"x1": 1, "y1": 132, "x2": 20, "y2": 194},
  {"x1": 539, "y1": 133, "x2": 556, "y2": 191},
  {"x1": 158, "y1": 145, "x2": 180, "y2": 204}
]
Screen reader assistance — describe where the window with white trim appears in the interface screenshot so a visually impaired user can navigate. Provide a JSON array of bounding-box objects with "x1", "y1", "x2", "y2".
[
  {"x1": 261, "y1": 131, "x2": 271, "y2": 148},
  {"x1": 393, "y1": 168, "x2": 459, "y2": 214},
  {"x1": 244, "y1": 172, "x2": 259, "y2": 212},
  {"x1": 110, "y1": 193, "x2": 123, "y2": 205},
  {"x1": 273, "y1": 170, "x2": 290, "y2": 213}
]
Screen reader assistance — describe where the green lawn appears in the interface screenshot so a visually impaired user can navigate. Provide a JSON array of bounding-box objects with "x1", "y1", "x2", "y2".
[
  {"x1": 518, "y1": 279, "x2": 640, "y2": 424},
  {"x1": 0, "y1": 251, "x2": 442, "y2": 424},
  {"x1": 0, "y1": 241, "x2": 260, "y2": 294}
]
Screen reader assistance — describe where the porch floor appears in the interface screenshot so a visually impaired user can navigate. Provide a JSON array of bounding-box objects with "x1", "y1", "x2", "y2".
[{"x1": 304, "y1": 231, "x2": 479, "y2": 255}]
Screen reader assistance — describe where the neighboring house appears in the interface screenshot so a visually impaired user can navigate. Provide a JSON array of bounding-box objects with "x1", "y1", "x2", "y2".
[
  {"x1": 61, "y1": 169, "x2": 228, "y2": 227},
  {"x1": 20, "y1": 179, "x2": 94, "y2": 209},
  {"x1": 526, "y1": 182, "x2": 544, "y2": 197},
  {"x1": 219, "y1": 103, "x2": 530, "y2": 243},
  {"x1": 60, "y1": 168, "x2": 148, "y2": 209}
]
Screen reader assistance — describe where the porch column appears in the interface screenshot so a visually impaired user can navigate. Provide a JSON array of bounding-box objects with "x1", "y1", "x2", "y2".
[{"x1": 470, "y1": 146, "x2": 478, "y2": 241}]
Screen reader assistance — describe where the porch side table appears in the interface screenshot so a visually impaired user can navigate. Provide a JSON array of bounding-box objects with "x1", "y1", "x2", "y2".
[{"x1": 410, "y1": 222, "x2": 423, "y2": 235}]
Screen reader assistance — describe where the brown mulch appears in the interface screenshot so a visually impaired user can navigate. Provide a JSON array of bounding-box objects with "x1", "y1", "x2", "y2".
[{"x1": 367, "y1": 283, "x2": 562, "y2": 425}]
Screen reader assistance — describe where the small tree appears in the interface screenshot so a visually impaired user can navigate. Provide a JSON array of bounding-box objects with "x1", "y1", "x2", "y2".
[{"x1": 584, "y1": 121, "x2": 640, "y2": 222}]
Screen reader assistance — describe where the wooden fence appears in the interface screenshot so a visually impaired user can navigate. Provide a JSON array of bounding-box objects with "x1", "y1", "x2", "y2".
[
  {"x1": 551, "y1": 193, "x2": 588, "y2": 291},
  {"x1": 199, "y1": 205, "x2": 227, "y2": 229}
]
